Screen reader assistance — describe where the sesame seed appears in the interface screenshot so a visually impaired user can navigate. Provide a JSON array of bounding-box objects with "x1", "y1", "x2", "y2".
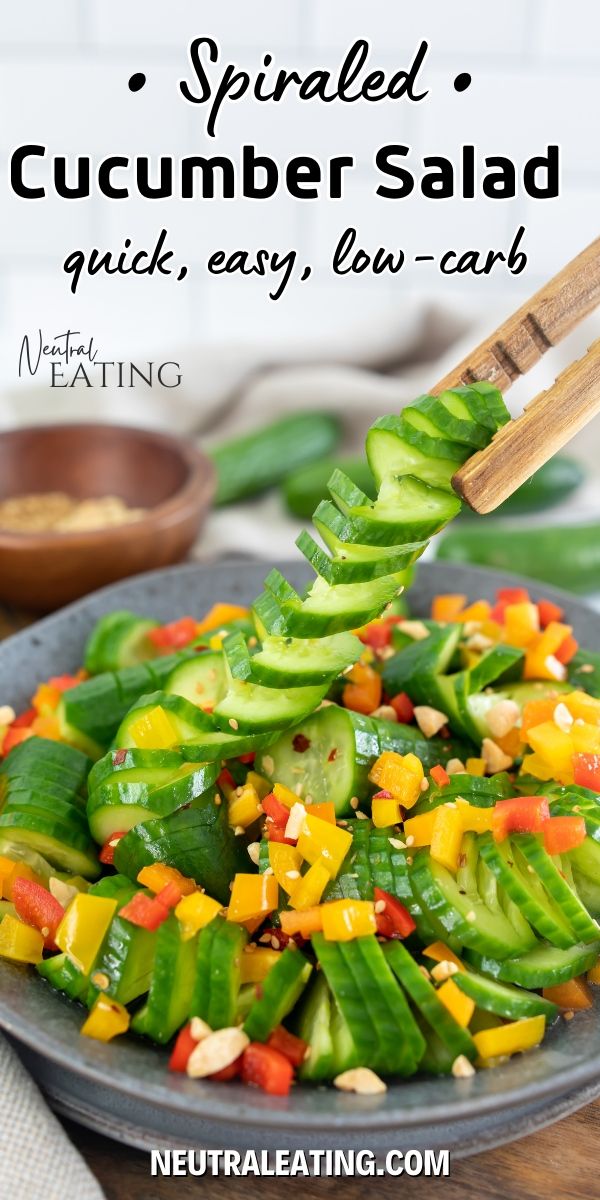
[
  {"x1": 234, "y1": 825, "x2": 246, "y2": 836},
  {"x1": 466, "y1": 910, "x2": 476, "y2": 922},
  {"x1": 350, "y1": 797, "x2": 359, "y2": 810},
  {"x1": 91, "y1": 972, "x2": 110, "y2": 990},
  {"x1": 374, "y1": 899, "x2": 386, "y2": 914},
  {"x1": 405, "y1": 835, "x2": 415, "y2": 847},
  {"x1": 229, "y1": 718, "x2": 239, "y2": 730}
]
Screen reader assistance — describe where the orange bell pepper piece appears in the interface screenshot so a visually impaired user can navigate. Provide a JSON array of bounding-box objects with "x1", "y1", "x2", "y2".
[
  {"x1": 436, "y1": 978, "x2": 474, "y2": 1027},
  {"x1": 279, "y1": 906, "x2": 323, "y2": 938},
  {"x1": 196, "y1": 603, "x2": 250, "y2": 636},
  {"x1": 228, "y1": 873, "x2": 278, "y2": 924},
  {"x1": 423, "y1": 941, "x2": 464, "y2": 971},
  {"x1": 524, "y1": 622, "x2": 573, "y2": 682},
  {"x1": 503, "y1": 602, "x2": 540, "y2": 648},
  {"x1": 137, "y1": 863, "x2": 196, "y2": 897},
  {"x1": 431, "y1": 594, "x2": 467, "y2": 622},
  {"x1": 342, "y1": 662, "x2": 382, "y2": 715},
  {"x1": 543, "y1": 976, "x2": 593, "y2": 1010}
]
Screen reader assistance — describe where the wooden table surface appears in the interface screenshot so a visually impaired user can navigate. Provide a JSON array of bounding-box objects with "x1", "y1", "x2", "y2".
[{"x1": 1, "y1": 602, "x2": 597, "y2": 1199}]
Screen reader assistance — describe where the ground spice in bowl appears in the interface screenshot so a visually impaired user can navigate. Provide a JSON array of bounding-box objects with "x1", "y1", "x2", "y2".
[{"x1": 0, "y1": 492, "x2": 148, "y2": 534}]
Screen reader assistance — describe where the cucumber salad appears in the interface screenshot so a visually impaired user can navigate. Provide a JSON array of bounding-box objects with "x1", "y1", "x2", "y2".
[{"x1": 2, "y1": 383, "x2": 600, "y2": 1097}]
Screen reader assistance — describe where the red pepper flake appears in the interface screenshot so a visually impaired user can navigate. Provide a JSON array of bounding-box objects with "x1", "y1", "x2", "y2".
[
  {"x1": 113, "y1": 749, "x2": 128, "y2": 766},
  {"x1": 327, "y1": 747, "x2": 338, "y2": 762},
  {"x1": 292, "y1": 734, "x2": 311, "y2": 753}
]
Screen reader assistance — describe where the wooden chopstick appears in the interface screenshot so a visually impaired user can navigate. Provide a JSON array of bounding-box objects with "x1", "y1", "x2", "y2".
[
  {"x1": 427, "y1": 237, "x2": 600, "y2": 513},
  {"x1": 452, "y1": 337, "x2": 600, "y2": 513}
]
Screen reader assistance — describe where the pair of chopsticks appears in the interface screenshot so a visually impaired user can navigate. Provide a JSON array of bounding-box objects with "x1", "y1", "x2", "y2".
[{"x1": 432, "y1": 238, "x2": 600, "y2": 513}]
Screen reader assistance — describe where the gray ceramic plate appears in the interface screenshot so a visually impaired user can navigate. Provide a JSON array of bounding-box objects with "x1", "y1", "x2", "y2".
[{"x1": 1, "y1": 560, "x2": 600, "y2": 1157}]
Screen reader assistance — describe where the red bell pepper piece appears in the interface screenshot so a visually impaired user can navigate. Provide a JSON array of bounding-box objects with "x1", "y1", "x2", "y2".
[
  {"x1": 148, "y1": 616, "x2": 198, "y2": 651},
  {"x1": 1, "y1": 726, "x2": 34, "y2": 757},
  {"x1": 48, "y1": 673, "x2": 82, "y2": 692},
  {"x1": 217, "y1": 767, "x2": 235, "y2": 792},
  {"x1": 238, "y1": 752, "x2": 256, "y2": 764},
  {"x1": 373, "y1": 887, "x2": 416, "y2": 939},
  {"x1": 241, "y1": 1042, "x2": 294, "y2": 1095},
  {"x1": 98, "y1": 832, "x2": 126, "y2": 866},
  {"x1": 358, "y1": 622, "x2": 392, "y2": 651},
  {"x1": 10, "y1": 707, "x2": 37, "y2": 729},
  {"x1": 168, "y1": 1022, "x2": 197, "y2": 1073},
  {"x1": 492, "y1": 795, "x2": 550, "y2": 842},
  {"x1": 390, "y1": 692, "x2": 415, "y2": 724},
  {"x1": 12, "y1": 877, "x2": 65, "y2": 950},
  {"x1": 262, "y1": 793, "x2": 292, "y2": 828},
  {"x1": 430, "y1": 764, "x2": 450, "y2": 788},
  {"x1": 538, "y1": 598, "x2": 565, "y2": 628},
  {"x1": 209, "y1": 1055, "x2": 244, "y2": 1082},
  {"x1": 543, "y1": 815, "x2": 587, "y2": 856},
  {"x1": 555, "y1": 634, "x2": 579, "y2": 665},
  {"x1": 119, "y1": 891, "x2": 169, "y2": 931},
  {"x1": 573, "y1": 753, "x2": 600, "y2": 792},
  {"x1": 491, "y1": 586, "x2": 530, "y2": 623},
  {"x1": 267, "y1": 1025, "x2": 308, "y2": 1068},
  {"x1": 155, "y1": 882, "x2": 183, "y2": 910}
]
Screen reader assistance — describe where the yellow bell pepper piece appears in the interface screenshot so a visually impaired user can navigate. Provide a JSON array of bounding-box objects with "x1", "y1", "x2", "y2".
[
  {"x1": 296, "y1": 813, "x2": 352, "y2": 879},
  {"x1": 228, "y1": 783, "x2": 263, "y2": 829},
  {"x1": 457, "y1": 600, "x2": 491, "y2": 623},
  {"x1": 520, "y1": 752, "x2": 555, "y2": 782},
  {"x1": 138, "y1": 863, "x2": 196, "y2": 895},
  {"x1": 0, "y1": 914, "x2": 44, "y2": 964},
  {"x1": 423, "y1": 941, "x2": 465, "y2": 972},
  {"x1": 240, "y1": 947, "x2": 281, "y2": 983},
  {"x1": 246, "y1": 771, "x2": 272, "y2": 801},
  {"x1": 524, "y1": 622, "x2": 571, "y2": 682},
  {"x1": 565, "y1": 691, "x2": 600, "y2": 725},
  {"x1": 268, "y1": 842, "x2": 303, "y2": 895},
  {"x1": 321, "y1": 899, "x2": 376, "y2": 942},
  {"x1": 289, "y1": 860, "x2": 330, "y2": 911},
  {"x1": 403, "y1": 810, "x2": 436, "y2": 846},
  {"x1": 455, "y1": 798, "x2": 494, "y2": 834},
  {"x1": 196, "y1": 602, "x2": 250, "y2": 636},
  {"x1": 466, "y1": 757, "x2": 485, "y2": 777},
  {"x1": 81, "y1": 994, "x2": 130, "y2": 1042},
  {"x1": 175, "y1": 891, "x2": 223, "y2": 940},
  {"x1": 436, "y1": 978, "x2": 474, "y2": 1027},
  {"x1": 571, "y1": 722, "x2": 600, "y2": 755},
  {"x1": 273, "y1": 782, "x2": 299, "y2": 810},
  {"x1": 369, "y1": 751, "x2": 424, "y2": 810},
  {"x1": 527, "y1": 722, "x2": 575, "y2": 781},
  {"x1": 372, "y1": 795, "x2": 401, "y2": 828},
  {"x1": 503, "y1": 602, "x2": 540, "y2": 648},
  {"x1": 473, "y1": 1015, "x2": 545, "y2": 1062},
  {"x1": 55, "y1": 894, "x2": 118, "y2": 975},
  {"x1": 430, "y1": 805, "x2": 464, "y2": 873},
  {"x1": 227, "y1": 873, "x2": 278, "y2": 923},
  {"x1": 129, "y1": 706, "x2": 180, "y2": 750}
]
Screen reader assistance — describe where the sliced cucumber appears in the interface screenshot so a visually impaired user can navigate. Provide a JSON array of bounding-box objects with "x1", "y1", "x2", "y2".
[
  {"x1": 330, "y1": 473, "x2": 461, "y2": 547},
  {"x1": 0, "y1": 737, "x2": 90, "y2": 792},
  {"x1": 384, "y1": 941, "x2": 476, "y2": 1062},
  {"x1": 263, "y1": 568, "x2": 402, "y2": 638},
  {"x1": 296, "y1": 974, "x2": 335, "y2": 1082},
  {"x1": 417, "y1": 393, "x2": 488, "y2": 449},
  {"x1": 366, "y1": 416, "x2": 458, "y2": 492},
  {"x1": 515, "y1": 834, "x2": 600, "y2": 944},
  {"x1": 453, "y1": 970, "x2": 559, "y2": 1020},
  {"x1": 0, "y1": 811, "x2": 99, "y2": 879},
  {"x1": 381, "y1": 624, "x2": 462, "y2": 699},
  {"x1": 311, "y1": 934, "x2": 379, "y2": 1066},
  {"x1": 256, "y1": 704, "x2": 469, "y2": 816},
  {"x1": 479, "y1": 834, "x2": 577, "y2": 949},
  {"x1": 113, "y1": 796, "x2": 248, "y2": 906},
  {"x1": 165, "y1": 652, "x2": 227, "y2": 710},
  {"x1": 469, "y1": 940, "x2": 600, "y2": 988},
  {"x1": 344, "y1": 935, "x2": 425, "y2": 1075},
  {"x1": 84, "y1": 611, "x2": 158, "y2": 674},
  {"x1": 250, "y1": 629, "x2": 362, "y2": 688},
  {"x1": 214, "y1": 675, "x2": 326, "y2": 735},
  {"x1": 296, "y1": 527, "x2": 424, "y2": 586},
  {"x1": 244, "y1": 947, "x2": 312, "y2": 1042},
  {"x1": 132, "y1": 915, "x2": 197, "y2": 1044},
  {"x1": 410, "y1": 850, "x2": 531, "y2": 959},
  {"x1": 198, "y1": 917, "x2": 248, "y2": 1030},
  {"x1": 87, "y1": 761, "x2": 219, "y2": 843}
]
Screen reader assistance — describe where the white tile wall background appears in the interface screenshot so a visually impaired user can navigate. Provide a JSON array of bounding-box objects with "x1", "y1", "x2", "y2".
[{"x1": 0, "y1": 0, "x2": 599, "y2": 403}]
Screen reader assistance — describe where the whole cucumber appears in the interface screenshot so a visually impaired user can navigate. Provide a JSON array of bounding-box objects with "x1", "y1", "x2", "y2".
[
  {"x1": 459, "y1": 455, "x2": 584, "y2": 519},
  {"x1": 209, "y1": 413, "x2": 342, "y2": 506},
  {"x1": 436, "y1": 522, "x2": 600, "y2": 593},
  {"x1": 283, "y1": 456, "x2": 376, "y2": 519}
]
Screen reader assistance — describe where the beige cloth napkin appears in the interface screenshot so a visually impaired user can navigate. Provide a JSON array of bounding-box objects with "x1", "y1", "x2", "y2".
[{"x1": 0, "y1": 1035, "x2": 105, "y2": 1200}]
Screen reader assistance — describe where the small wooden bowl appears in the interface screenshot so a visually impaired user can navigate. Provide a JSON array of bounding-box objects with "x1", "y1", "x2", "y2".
[{"x1": 0, "y1": 423, "x2": 216, "y2": 612}]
